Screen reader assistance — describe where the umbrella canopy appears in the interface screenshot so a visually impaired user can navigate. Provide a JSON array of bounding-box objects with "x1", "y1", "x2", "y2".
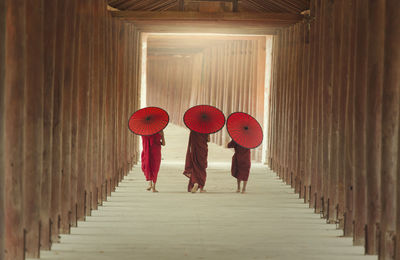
[
  {"x1": 128, "y1": 107, "x2": 169, "y2": 136},
  {"x1": 183, "y1": 105, "x2": 225, "y2": 134},
  {"x1": 226, "y1": 112, "x2": 263, "y2": 149}
]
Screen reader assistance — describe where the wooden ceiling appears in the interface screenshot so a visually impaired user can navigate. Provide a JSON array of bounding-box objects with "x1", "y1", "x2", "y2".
[
  {"x1": 109, "y1": 0, "x2": 308, "y2": 34},
  {"x1": 146, "y1": 34, "x2": 267, "y2": 55},
  {"x1": 109, "y1": 0, "x2": 308, "y2": 55},
  {"x1": 108, "y1": 0, "x2": 310, "y2": 14}
]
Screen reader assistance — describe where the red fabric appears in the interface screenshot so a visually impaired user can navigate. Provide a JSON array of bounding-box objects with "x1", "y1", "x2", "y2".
[
  {"x1": 228, "y1": 140, "x2": 251, "y2": 181},
  {"x1": 183, "y1": 131, "x2": 208, "y2": 191},
  {"x1": 141, "y1": 133, "x2": 162, "y2": 183}
]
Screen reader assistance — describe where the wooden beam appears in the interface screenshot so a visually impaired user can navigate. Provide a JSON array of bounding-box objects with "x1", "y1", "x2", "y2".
[
  {"x1": 111, "y1": 11, "x2": 303, "y2": 24},
  {"x1": 0, "y1": 0, "x2": 4, "y2": 258}
]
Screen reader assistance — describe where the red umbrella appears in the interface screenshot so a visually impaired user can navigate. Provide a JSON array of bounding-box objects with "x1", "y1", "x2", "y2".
[
  {"x1": 226, "y1": 112, "x2": 263, "y2": 149},
  {"x1": 183, "y1": 105, "x2": 225, "y2": 134},
  {"x1": 128, "y1": 107, "x2": 169, "y2": 136}
]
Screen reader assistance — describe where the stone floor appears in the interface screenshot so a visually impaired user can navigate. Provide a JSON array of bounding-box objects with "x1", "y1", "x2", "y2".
[{"x1": 31, "y1": 124, "x2": 377, "y2": 260}]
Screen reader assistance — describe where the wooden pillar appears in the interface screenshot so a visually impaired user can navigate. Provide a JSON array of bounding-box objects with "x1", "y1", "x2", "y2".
[
  {"x1": 50, "y1": 0, "x2": 66, "y2": 242},
  {"x1": 381, "y1": 0, "x2": 399, "y2": 258},
  {"x1": 85, "y1": 1, "x2": 94, "y2": 217},
  {"x1": 60, "y1": 0, "x2": 77, "y2": 234},
  {"x1": 283, "y1": 28, "x2": 291, "y2": 184},
  {"x1": 70, "y1": 0, "x2": 81, "y2": 228},
  {"x1": 321, "y1": 0, "x2": 333, "y2": 221},
  {"x1": 277, "y1": 31, "x2": 285, "y2": 178},
  {"x1": 315, "y1": 0, "x2": 324, "y2": 213},
  {"x1": 98, "y1": 3, "x2": 107, "y2": 205},
  {"x1": 327, "y1": 0, "x2": 342, "y2": 223},
  {"x1": 89, "y1": 0, "x2": 100, "y2": 213},
  {"x1": 353, "y1": 0, "x2": 368, "y2": 246},
  {"x1": 23, "y1": 0, "x2": 44, "y2": 257},
  {"x1": 365, "y1": 0, "x2": 384, "y2": 254},
  {"x1": 4, "y1": 0, "x2": 25, "y2": 259},
  {"x1": 0, "y1": 0, "x2": 5, "y2": 258},
  {"x1": 76, "y1": 0, "x2": 91, "y2": 221},
  {"x1": 41, "y1": 0, "x2": 57, "y2": 249},
  {"x1": 386, "y1": 1, "x2": 400, "y2": 259},
  {"x1": 343, "y1": 0, "x2": 357, "y2": 237},
  {"x1": 306, "y1": 0, "x2": 316, "y2": 208},
  {"x1": 337, "y1": 0, "x2": 348, "y2": 229}
]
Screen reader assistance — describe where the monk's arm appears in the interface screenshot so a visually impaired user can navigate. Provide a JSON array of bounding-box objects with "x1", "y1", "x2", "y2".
[
  {"x1": 160, "y1": 130, "x2": 166, "y2": 146},
  {"x1": 207, "y1": 134, "x2": 210, "y2": 142}
]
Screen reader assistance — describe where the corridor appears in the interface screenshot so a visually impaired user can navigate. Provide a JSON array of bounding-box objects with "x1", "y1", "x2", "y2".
[{"x1": 33, "y1": 125, "x2": 376, "y2": 260}]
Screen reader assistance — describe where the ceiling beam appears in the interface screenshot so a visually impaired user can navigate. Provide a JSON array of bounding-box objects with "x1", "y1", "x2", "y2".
[{"x1": 111, "y1": 11, "x2": 303, "y2": 25}]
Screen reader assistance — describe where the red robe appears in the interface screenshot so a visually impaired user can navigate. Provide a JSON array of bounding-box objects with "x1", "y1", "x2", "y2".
[
  {"x1": 228, "y1": 140, "x2": 251, "y2": 181},
  {"x1": 141, "y1": 133, "x2": 162, "y2": 183},
  {"x1": 183, "y1": 131, "x2": 208, "y2": 191}
]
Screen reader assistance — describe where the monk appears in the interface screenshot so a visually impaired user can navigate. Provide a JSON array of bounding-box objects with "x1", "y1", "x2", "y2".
[
  {"x1": 141, "y1": 130, "x2": 165, "y2": 192},
  {"x1": 227, "y1": 139, "x2": 251, "y2": 193},
  {"x1": 183, "y1": 131, "x2": 210, "y2": 193}
]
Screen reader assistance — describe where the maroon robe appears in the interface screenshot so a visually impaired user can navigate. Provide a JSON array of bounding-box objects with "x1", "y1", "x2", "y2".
[
  {"x1": 141, "y1": 133, "x2": 162, "y2": 183},
  {"x1": 228, "y1": 140, "x2": 251, "y2": 181},
  {"x1": 183, "y1": 131, "x2": 208, "y2": 191}
]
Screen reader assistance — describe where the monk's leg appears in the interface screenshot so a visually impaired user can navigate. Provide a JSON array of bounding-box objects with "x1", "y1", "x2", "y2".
[
  {"x1": 191, "y1": 183, "x2": 199, "y2": 193},
  {"x1": 236, "y1": 179, "x2": 241, "y2": 193},
  {"x1": 152, "y1": 181, "x2": 158, "y2": 193},
  {"x1": 147, "y1": 181, "x2": 152, "y2": 191},
  {"x1": 241, "y1": 181, "x2": 247, "y2": 193}
]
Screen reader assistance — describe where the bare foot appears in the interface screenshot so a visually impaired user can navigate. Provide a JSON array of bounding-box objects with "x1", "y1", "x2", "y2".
[
  {"x1": 191, "y1": 183, "x2": 199, "y2": 193},
  {"x1": 241, "y1": 190, "x2": 246, "y2": 194},
  {"x1": 146, "y1": 186, "x2": 152, "y2": 191},
  {"x1": 236, "y1": 189, "x2": 240, "y2": 193},
  {"x1": 200, "y1": 189, "x2": 207, "y2": 193},
  {"x1": 152, "y1": 189, "x2": 159, "y2": 193}
]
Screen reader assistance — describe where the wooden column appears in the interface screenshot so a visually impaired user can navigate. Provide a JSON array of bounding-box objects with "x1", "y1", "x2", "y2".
[
  {"x1": 50, "y1": 0, "x2": 66, "y2": 242},
  {"x1": 380, "y1": 0, "x2": 399, "y2": 258},
  {"x1": 365, "y1": 0, "x2": 384, "y2": 254},
  {"x1": 327, "y1": 0, "x2": 341, "y2": 223},
  {"x1": 307, "y1": 0, "x2": 317, "y2": 209},
  {"x1": 343, "y1": 0, "x2": 357, "y2": 237},
  {"x1": 60, "y1": 0, "x2": 77, "y2": 234},
  {"x1": 23, "y1": 0, "x2": 44, "y2": 257},
  {"x1": 85, "y1": 1, "x2": 94, "y2": 217},
  {"x1": 388, "y1": 1, "x2": 400, "y2": 259},
  {"x1": 315, "y1": 0, "x2": 324, "y2": 213},
  {"x1": 4, "y1": 0, "x2": 25, "y2": 259},
  {"x1": 70, "y1": 0, "x2": 81, "y2": 228},
  {"x1": 353, "y1": 0, "x2": 368, "y2": 246},
  {"x1": 0, "y1": 0, "x2": 5, "y2": 258},
  {"x1": 41, "y1": 0, "x2": 57, "y2": 249},
  {"x1": 337, "y1": 0, "x2": 348, "y2": 228},
  {"x1": 76, "y1": 0, "x2": 91, "y2": 221}
]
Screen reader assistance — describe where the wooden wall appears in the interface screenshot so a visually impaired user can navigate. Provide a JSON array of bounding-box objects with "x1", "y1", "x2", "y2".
[
  {"x1": 1, "y1": 1, "x2": 140, "y2": 259},
  {"x1": 266, "y1": 0, "x2": 400, "y2": 258},
  {"x1": 147, "y1": 39, "x2": 267, "y2": 161}
]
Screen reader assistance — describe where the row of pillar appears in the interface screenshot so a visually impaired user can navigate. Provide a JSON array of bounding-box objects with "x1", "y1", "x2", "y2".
[
  {"x1": 0, "y1": 1, "x2": 140, "y2": 259},
  {"x1": 266, "y1": 0, "x2": 399, "y2": 258},
  {"x1": 146, "y1": 39, "x2": 267, "y2": 161}
]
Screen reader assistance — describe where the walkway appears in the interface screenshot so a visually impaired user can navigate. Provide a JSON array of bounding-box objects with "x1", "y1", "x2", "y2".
[{"x1": 32, "y1": 125, "x2": 377, "y2": 260}]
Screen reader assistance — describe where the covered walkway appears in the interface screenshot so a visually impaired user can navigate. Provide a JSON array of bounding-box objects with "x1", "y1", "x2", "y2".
[
  {"x1": 33, "y1": 125, "x2": 375, "y2": 260},
  {"x1": 1, "y1": 1, "x2": 399, "y2": 260}
]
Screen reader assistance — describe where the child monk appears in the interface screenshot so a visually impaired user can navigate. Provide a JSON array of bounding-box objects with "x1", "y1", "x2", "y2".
[
  {"x1": 141, "y1": 130, "x2": 165, "y2": 192},
  {"x1": 182, "y1": 130, "x2": 210, "y2": 193},
  {"x1": 227, "y1": 139, "x2": 251, "y2": 193}
]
